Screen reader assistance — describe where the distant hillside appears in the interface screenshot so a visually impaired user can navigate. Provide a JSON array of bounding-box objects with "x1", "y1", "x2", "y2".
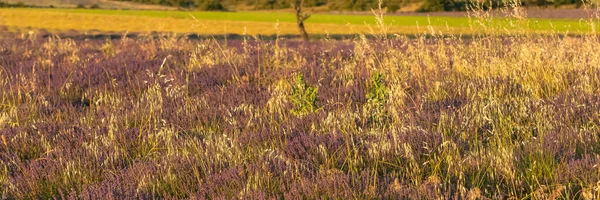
[
  {"x1": 0, "y1": 0, "x2": 175, "y2": 9},
  {"x1": 113, "y1": 0, "x2": 411, "y2": 12},
  {"x1": 0, "y1": 0, "x2": 585, "y2": 11},
  {"x1": 113, "y1": 0, "x2": 584, "y2": 12}
]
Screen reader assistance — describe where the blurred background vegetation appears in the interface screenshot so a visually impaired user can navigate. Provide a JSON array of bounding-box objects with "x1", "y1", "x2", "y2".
[
  {"x1": 0, "y1": 0, "x2": 587, "y2": 12},
  {"x1": 113, "y1": 0, "x2": 584, "y2": 12}
]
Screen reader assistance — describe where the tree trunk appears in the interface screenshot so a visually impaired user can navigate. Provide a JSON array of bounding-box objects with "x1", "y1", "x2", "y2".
[
  {"x1": 297, "y1": 16, "x2": 309, "y2": 41},
  {"x1": 292, "y1": 0, "x2": 309, "y2": 41}
]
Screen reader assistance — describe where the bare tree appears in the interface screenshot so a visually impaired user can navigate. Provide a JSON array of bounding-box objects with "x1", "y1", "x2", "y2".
[{"x1": 291, "y1": 0, "x2": 310, "y2": 41}]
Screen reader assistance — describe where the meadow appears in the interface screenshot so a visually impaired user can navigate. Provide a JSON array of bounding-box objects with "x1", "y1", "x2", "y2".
[
  {"x1": 1, "y1": 3, "x2": 600, "y2": 199},
  {"x1": 0, "y1": 7, "x2": 598, "y2": 36}
]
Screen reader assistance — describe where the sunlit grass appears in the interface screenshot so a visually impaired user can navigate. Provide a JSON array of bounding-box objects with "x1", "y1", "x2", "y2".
[{"x1": 1, "y1": 2, "x2": 600, "y2": 199}]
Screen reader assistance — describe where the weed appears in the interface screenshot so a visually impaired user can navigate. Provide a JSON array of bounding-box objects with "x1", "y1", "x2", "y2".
[
  {"x1": 100, "y1": 39, "x2": 116, "y2": 58},
  {"x1": 364, "y1": 71, "x2": 388, "y2": 127},
  {"x1": 288, "y1": 73, "x2": 318, "y2": 117}
]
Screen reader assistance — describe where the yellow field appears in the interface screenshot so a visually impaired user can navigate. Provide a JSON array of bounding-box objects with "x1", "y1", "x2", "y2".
[{"x1": 0, "y1": 9, "x2": 470, "y2": 35}]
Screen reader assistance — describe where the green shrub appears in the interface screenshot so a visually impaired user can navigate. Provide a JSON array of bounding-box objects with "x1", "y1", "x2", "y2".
[
  {"x1": 288, "y1": 73, "x2": 318, "y2": 117},
  {"x1": 364, "y1": 72, "x2": 388, "y2": 127},
  {"x1": 386, "y1": 4, "x2": 400, "y2": 13},
  {"x1": 196, "y1": 0, "x2": 225, "y2": 10},
  {"x1": 417, "y1": 0, "x2": 468, "y2": 12},
  {"x1": 101, "y1": 39, "x2": 116, "y2": 58},
  {"x1": 0, "y1": 1, "x2": 30, "y2": 8}
]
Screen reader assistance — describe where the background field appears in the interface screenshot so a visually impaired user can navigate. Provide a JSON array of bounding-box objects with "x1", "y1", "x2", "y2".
[{"x1": 1, "y1": 8, "x2": 599, "y2": 36}]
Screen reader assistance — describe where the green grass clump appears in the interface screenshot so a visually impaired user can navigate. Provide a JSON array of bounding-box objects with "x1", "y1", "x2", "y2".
[
  {"x1": 364, "y1": 71, "x2": 388, "y2": 127},
  {"x1": 288, "y1": 73, "x2": 318, "y2": 117}
]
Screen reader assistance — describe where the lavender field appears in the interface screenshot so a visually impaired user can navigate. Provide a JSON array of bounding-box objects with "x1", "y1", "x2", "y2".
[{"x1": 2, "y1": 9, "x2": 600, "y2": 199}]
